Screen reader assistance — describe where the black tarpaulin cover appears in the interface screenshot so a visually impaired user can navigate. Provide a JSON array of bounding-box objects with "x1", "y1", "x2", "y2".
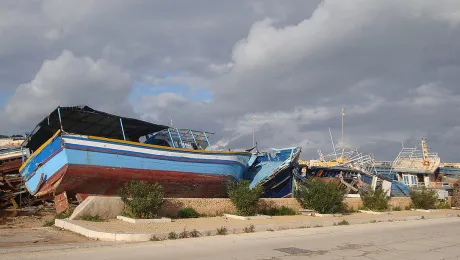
[{"x1": 23, "y1": 106, "x2": 168, "y2": 151}]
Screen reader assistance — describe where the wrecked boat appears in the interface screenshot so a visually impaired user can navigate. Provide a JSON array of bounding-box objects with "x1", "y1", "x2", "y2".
[
  {"x1": 1, "y1": 146, "x2": 27, "y2": 208},
  {"x1": 19, "y1": 106, "x2": 253, "y2": 212},
  {"x1": 244, "y1": 147, "x2": 301, "y2": 198},
  {"x1": 294, "y1": 147, "x2": 395, "y2": 196}
]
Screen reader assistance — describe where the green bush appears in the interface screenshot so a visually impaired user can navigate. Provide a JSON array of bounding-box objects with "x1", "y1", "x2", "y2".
[
  {"x1": 177, "y1": 207, "x2": 199, "y2": 218},
  {"x1": 297, "y1": 178, "x2": 346, "y2": 214},
  {"x1": 265, "y1": 206, "x2": 297, "y2": 216},
  {"x1": 360, "y1": 186, "x2": 390, "y2": 211},
  {"x1": 410, "y1": 187, "x2": 438, "y2": 210},
  {"x1": 227, "y1": 180, "x2": 263, "y2": 216},
  {"x1": 437, "y1": 200, "x2": 451, "y2": 209},
  {"x1": 216, "y1": 226, "x2": 228, "y2": 235},
  {"x1": 119, "y1": 181, "x2": 164, "y2": 219}
]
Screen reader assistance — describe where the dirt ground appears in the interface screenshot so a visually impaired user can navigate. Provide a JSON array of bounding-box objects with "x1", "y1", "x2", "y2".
[{"x1": 0, "y1": 210, "x2": 89, "y2": 248}]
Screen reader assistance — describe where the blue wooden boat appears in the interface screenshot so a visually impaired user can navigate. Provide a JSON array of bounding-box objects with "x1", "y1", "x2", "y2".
[
  {"x1": 19, "y1": 106, "x2": 252, "y2": 211},
  {"x1": 244, "y1": 147, "x2": 301, "y2": 198}
]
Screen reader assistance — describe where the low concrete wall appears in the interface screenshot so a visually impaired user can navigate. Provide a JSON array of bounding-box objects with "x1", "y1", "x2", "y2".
[
  {"x1": 159, "y1": 198, "x2": 304, "y2": 216},
  {"x1": 69, "y1": 196, "x2": 125, "y2": 220},
  {"x1": 71, "y1": 196, "x2": 452, "y2": 219}
]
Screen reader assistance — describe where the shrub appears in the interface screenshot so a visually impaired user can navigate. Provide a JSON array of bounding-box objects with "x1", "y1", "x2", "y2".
[
  {"x1": 227, "y1": 180, "x2": 263, "y2": 216},
  {"x1": 244, "y1": 224, "x2": 255, "y2": 233},
  {"x1": 119, "y1": 181, "x2": 164, "y2": 219},
  {"x1": 392, "y1": 206, "x2": 402, "y2": 211},
  {"x1": 190, "y1": 229, "x2": 201, "y2": 237},
  {"x1": 360, "y1": 186, "x2": 390, "y2": 211},
  {"x1": 168, "y1": 232, "x2": 178, "y2": 240},
  {"x1": 265, "y1": 206, "x2": 297, "y2": 216},
  {"x1": 179, "y1": 230, "x2": 190, "y2": 239},
  {"x1": 177, "y1": 207, "x2": 199, "y2": 218},
  {"x1": 297, "y1": 178, "x2": 346, "y2": 214},
  {"x1": 337, "y1": 220, "x2": 349, "y2": 225},
  {"x1": 150, "y1": 235, "x2": 162, "y2": 241},
  {"x1": 410, "y1": 187, "x2": 438, "y2": 210},
  {"x1": 437, "y1": 200, "x2": 451, "y2": 209},
  {"x1": 216, "y1": 226, "x2": 228, "y2": 235}
]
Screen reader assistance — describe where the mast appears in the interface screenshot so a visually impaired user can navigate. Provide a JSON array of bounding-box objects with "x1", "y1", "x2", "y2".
[
  {"x1": 341, "y1": 108, "x2": 345, "y2": 158},
  {"x1": 252, "y1": 113, "x2": 256, "y2": 147}
]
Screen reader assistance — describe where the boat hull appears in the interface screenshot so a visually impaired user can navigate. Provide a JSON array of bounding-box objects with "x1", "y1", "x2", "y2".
[
  {"x1": 20, "y1": 133, "x2": 251, "y2": 198},
  {"x1": 37, "y1": 164, "x2": 231, "y2": 198}
]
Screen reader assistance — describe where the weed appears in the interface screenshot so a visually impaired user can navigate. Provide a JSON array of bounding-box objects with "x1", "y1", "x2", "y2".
[
  {"x1": 55, "y1": 210, "x2": 73, "y2": 219},
  {"x1": 244, "y1": 224, "x2": 255, "y2": 233},
  {"x1": 337, "y1": 220, "x2": 349, "y2": 225},
  {"x1": 205, "y1": 231, "x2": 211, "y2": 236},
  {"x1": 168, "y1": 232, "x2": 178, "y2": 240},
  {"x1": 190, "y1": 229, "x2": 201, "y2": 237},
  {"x1": 333, "y1": 222, "x2": 337, "y2": 226},
  {"x1": 78, "y1": 215, "x2": 104, "y2": 222},
  {"x1": 150, "y1": 235, "x2": 162, "y2": 241},
  {"x1": 392, "y1": 206, "x2": 402, "y2": 211},
  {"x1": 216, "y1": 226, "x2": 228, "y2": 235},
  {"x1": 267, "y1": 228, "x2": 274, "y2": 232},
  {"x1": 43, "y1": 220, "x2": 54, "y2": 227},
  {"x1": 370, "y1": 220, "x2": 377, "y2": 223},
  {"x1": 177, "y1": 208, "x2": 199, "y2": 219},
  {"x1": 437, "y1": 201, "x2": 451, "y2": 209},
  {"x1": 421, "y1": 216, "x2": 425, "y2": 220},
  {"x1": 264, "y1": 206, "x2": 297, "y2": 216},
  {"x1": 314, "y1": 224, "x2": 323, "y2": 228},
  {"x1": 298, "y1": 225, "x2": 308, "y2": 229},
  {"x1": 179, "y1": 229, "x2": 190, "y2": 239},
  {"x1": 405, "y1": 205, "x2": 412, "y2": 210}
]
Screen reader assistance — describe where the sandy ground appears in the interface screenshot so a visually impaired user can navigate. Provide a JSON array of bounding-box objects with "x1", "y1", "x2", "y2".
[
  {"x1": 72, "y1": 210, "x2": 459, "y2": 234},
  {"x1": 0, "y1": 210, "x2": 90, "y2": 248}
]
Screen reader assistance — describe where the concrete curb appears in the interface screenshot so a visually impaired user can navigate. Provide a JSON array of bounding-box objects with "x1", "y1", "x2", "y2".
[
  {"x1": 359, "y1": 210, "x2": 393, "y2": 215},
  {"x1": 116, "y1": 216, "x2": 172, "y2": 224},
  {"x1": 55, "y1": 213, "x2": 458, "y2": 242},
  {"x1": 223, "y1": 214, "x2": 272, "y2": 220}
]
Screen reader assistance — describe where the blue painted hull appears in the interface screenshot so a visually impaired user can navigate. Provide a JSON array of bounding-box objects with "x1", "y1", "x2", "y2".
[{"x1": 20, "y1": 133, "x2": 252, "y2": 198}]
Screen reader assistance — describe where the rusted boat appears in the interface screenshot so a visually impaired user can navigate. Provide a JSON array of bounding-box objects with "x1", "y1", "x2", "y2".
[{"x1": 19, "y1": 106, "x2": 252, "y2": 212}]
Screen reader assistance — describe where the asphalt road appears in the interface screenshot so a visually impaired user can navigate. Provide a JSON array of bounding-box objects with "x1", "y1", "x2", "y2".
[{"x1": 2, "y1": 218, "x2": 460, "y2": 260}]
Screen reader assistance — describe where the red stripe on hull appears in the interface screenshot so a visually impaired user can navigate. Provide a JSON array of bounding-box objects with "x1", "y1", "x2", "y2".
[{"x1": 37, "y1": 164, "x2": 231, "y2": 198}]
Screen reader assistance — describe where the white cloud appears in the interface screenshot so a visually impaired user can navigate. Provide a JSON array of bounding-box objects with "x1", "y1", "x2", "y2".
[{"x1": 1, "y1": 50, "x2": 133, "y2": 132}]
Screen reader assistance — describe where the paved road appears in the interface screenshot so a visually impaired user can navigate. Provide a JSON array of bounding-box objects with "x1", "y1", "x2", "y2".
[{"x1": 2, "y1": 218, "x2": 460, "y2": 260}]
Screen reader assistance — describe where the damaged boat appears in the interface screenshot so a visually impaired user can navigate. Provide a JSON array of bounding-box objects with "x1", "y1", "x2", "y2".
[
  {"x1": 244, "y1": 147, "x2": 301, "y2": 198},
  {"x1": 19, "y1": 106, "x2": 252, "y2": 212}
]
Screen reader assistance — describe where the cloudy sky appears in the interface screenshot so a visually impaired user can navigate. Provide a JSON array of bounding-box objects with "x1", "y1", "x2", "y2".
[{"x1": 1, "y1": 0, "x2": 460, "y2": 161}]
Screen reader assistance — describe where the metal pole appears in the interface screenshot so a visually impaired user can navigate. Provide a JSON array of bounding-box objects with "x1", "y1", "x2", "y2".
[
  {"x1": 119, "y1": 118, "x2": 126, "y2": 140},
  {"x1": 167, "y1": 129, "x2": 175, "y2": 148},
  {"x1": 57, "y1": 106, "x2": 64, "y2": 131},
  {"x1": 252, "y1": 113, "x2": 256, "y2": 147},
  {"x1": 175, "y1": 128, "x2": 184, "y2": 148},
  {"x1": 203, "y1": 132, "x2": 211, "y2": 150},
  {"x1": 341, "y1": 108, "x2": 345, "y2": 158},
  {"x1": 329, "y1": 127, "x2": 338, "y2": 161},
  {"x1": 189, "y1": 129, "x2": 198, "y2": 147}
]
